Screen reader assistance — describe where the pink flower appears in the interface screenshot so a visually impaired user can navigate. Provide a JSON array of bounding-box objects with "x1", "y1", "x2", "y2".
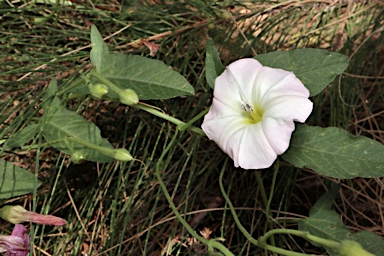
[
  {"x1": 0, "y1": 224, "x2": 30, "y2": 256},
  {"x1": 202, "y1": 58, "x2": 313, "y2": 169},
  {"x1": 0, "y1": 205, "x2": 66, "y2": 226}
]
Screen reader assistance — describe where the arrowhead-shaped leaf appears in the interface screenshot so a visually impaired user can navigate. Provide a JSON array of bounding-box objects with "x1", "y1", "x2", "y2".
[
  {"x1": 282, "y1": 125, "x2": 384, "y2": 178},
  {"x1": 42, "y1": 101, "x2": 115, "y2": 162},
  {"x1": 7, "y1": 124, "x2": 39, "y2": 148},
  {"x1": 0, "y1": 159, "x2": 40, "y2": 198},
  {"x1": 299, "y1": 188, "x2": 384, "y2": 256},
  {"x1": 309, "y1": 185, "x2": 340, "y2": 215},
  {"x1": 90, "y1": 25, "x2": 110, "y2": 69},
  {"x1": 255, "y1": 49, "x2": 349, "y2": 96},
  {"x1": 205, "y1": 38, "x2": 225, "y2": 89},
  {"x1": 90, "y1": 25, "x2": 194, "y2": 100}
]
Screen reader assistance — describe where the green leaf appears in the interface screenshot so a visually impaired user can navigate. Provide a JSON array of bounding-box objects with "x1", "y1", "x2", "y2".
[
  {"x1": 94, "y1": 54, "x2": 195, "y2": 100},
  {"x1": 90, "y1": 25, "x2": 194, "y2": 100},
  {"x1": 282, "y1": 125, "x2": 384, "y2": 178},
  {"x1": 350, "y1": 231, "x2": 384, "y2": 256},
  {"x1": 299, "y1": 209, "x2": 351, "y2": 255},
  {"x1": 42, "y1": 78, "x2": 62, "y2": 114},
  {"x1": 44, "y1": 78, "x2": 58, "y2": 100},
  {"x1": 7, "y1": 124, "x2": 39, "y2": 148},
  {"x1": 254, "y1": 49, "x2": 349, "y2": 96},
  {"x1": 309, "y1": 185, "x2": 340, "y2": 215},
  {"x1": 90, "y1": 25, "x2": 110, "y2": 70},
  {"x1": 42, "y1": 103, "x2": 114, "y2": 162},
  {"x1": 0, "y1": 159, "x2": 40, "y2": 198},
  {"x1": 205, "y1": 38, "x2": 225, "y2": 89},
  {"x1": 299, "y1": 188, "x2": 384, "y2": 256}
]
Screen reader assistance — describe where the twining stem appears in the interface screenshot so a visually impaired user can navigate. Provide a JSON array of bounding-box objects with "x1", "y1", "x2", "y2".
[
  {"x1": 134, "y1": 103, "x2": 205, "y2": 135},
  {"x1": 219, "y1": 162, "x2": 261, "y2": 247},
  {"x1": 219, "y1": 166, "x2": 338, "y2": 256},
  {"x1": 56, "y1": 76, "x2": 85, "y2": 96},
  {"x1": 263, "y1": 161, "x2": 280, "y2": 256},
  {"x1": 89, "y1": 70, "x2": 125, "y2": 96},
  {"x1": 266, "y1": 161, "x2": 279, "y2": 220},
  {"x1": 178, "y1": 107, "x2": 209, "y2": 132},
  {"x1": 21, "y1": 140, "x2": 61, "y2": 150},
  {"x1": 258, "y1": 229, "x2": 340, "y2": 250},
  {"x1": 253, "y1": 171, "x2": 268, "y2": 208},
  {"x1": 65, "y1": 136, "x2": 116, "y2": 158},
  {"x1": 156, "y1": 130, "x2": 234, "y2": 256}
]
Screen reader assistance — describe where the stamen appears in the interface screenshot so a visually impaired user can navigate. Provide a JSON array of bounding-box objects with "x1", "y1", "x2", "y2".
[{"x1": 241, "y1": 103, "x2": 253, "y2": 113}]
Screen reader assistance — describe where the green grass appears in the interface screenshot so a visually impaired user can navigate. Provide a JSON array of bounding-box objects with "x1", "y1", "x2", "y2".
[{"x1": 0, "y1": 0, "x2": 383, "y2": 255}]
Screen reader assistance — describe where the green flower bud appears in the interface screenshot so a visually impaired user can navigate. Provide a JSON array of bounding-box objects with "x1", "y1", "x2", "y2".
[
  {"x1": 89, "y1": 83, "x2": 109, "y2": 99},
  {"x1": 71, "y1": 151, "x2": 86, "y2": 164},
  {"x1": 119, "y1": 89, "x2": 139, "y2": 106},
  {"x1": 34, "y1": 17, "x2": 46, "y2": 24},
  {"x1": 219, "y1": 11, "x2": 231, "y2": 21},
  {"x1": 338, "y1": 240, "x2": 375, "y2": 256},
  {"x1": 113, "y1": 148, "x2": 133, "y2": 161}
]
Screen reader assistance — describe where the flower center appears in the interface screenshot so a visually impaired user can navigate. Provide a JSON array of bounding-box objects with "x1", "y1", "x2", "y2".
[{"x1": 241, "y1": 102, "x2": 264, "y2": 124}]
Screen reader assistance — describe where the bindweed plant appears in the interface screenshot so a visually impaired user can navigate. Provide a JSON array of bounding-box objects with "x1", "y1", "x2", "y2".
[{"x1": 1, "y1": 25, "x2": 384, "y2": 255}]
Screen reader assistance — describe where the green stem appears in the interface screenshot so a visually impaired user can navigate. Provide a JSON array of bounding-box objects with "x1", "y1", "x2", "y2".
[
  {"x1": 178, "y1": 107, "x2": 209, "y2": 133},
  {"x1": 56, "y1": 76, "x2": 85, "y2": 96},
  {"x1": 21, "y1": 140, "x2": 60, "y2": 150},
  {"x1": 266, "y1": 161, "x2": 279, "y2": 219},
  {"x1": 259, "y1": 229, "x2": 340, "y2": 250},
  {"x1": 66, "y1": 136, "x2": 116, "y2": 158},
  {"x1": 90, "y1": 71, "x2": 205, "y2": 135},
  {"x1": 219, "y1": 166, "x2": 329, "y2": 256},
  {"x1": 219, "y1": 162, "x2": 260, "y2": 247},
  {"x1": 156, "y1": 130, "x2": 234, "y2": 256},
  {"x1": 253, "y1": 171, "x2": 268, "y2": 208},
  {"x1": 134, "y1": 103, "x2": 205, "y2": 136},
  {"x1": 264, "y1": 161, "x2": 280, "y2": 256},
  {"x1": 89, "y1": 70, "x2": 126, "y2": 96}
]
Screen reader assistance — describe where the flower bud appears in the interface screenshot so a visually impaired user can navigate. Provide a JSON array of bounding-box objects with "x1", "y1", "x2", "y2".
[
  {"x1": 0, "y1": 224, "x2": 30, "y2": 255},
  {"x1": 89, "y1": 83, "x2": 109, "y2": 99},
  {"x1": 113, "y1": 148, "x2": 133, "y2": 161},
  {"x1": 0, "y1": 205, "x2": 66, "y2": 226},
  {"x1": 71, "y1": 151, "x2": 86, "y2": 164},
  {"x1": 338, "y1": 240, "x2": 375, "y2": 256},
  {"x1": 34, "y1": 17, "x2": 46, "y2": 24},
  {"x1": 119, "y1": 89, "x2": 139, "y2": 106}
]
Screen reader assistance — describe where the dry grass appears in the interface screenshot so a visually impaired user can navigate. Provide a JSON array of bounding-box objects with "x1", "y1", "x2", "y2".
[{"x1": 0, "y1": 0, "x2": 383, "y2": 255}]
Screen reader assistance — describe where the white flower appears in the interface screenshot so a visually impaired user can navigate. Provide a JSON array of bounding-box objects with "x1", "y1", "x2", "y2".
[{"x1": 202, "y1": 58, "x2": 313, "y2": 169}]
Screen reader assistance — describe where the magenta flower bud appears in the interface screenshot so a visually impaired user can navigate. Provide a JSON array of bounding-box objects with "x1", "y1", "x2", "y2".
[
  {"x1": 0, "y1": 205, "x2": 66, "y2": 227},
  {"x1": 0, "y1": 224, "x2": 30, "y2": 256}
]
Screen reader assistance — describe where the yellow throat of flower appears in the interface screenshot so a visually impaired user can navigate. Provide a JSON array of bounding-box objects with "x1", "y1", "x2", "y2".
[{"x1": 242, "y1": 103, "x2": 264, "y2": 124}]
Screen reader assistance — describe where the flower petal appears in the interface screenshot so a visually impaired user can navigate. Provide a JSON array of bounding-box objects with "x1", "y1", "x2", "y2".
[
  {"x1": 0, "y1": 224, "x2": 30, "y2": 256},
  {"x1": 214, "y1": 59, "x2": 262, "y2": 110},
  {"x1": 233, "y1": 124, "x2": 277, "y2": 169},
  {"x1": 264, "y1": 95, "x2": 313, "y2": 122},
  {"x1": 202, "y1": 113, "x2": 247, "y2": 159},
  {"x1": 204, "y1": 98, "x2": 241, "y2": 120},
  {"x1": 261, "y1": 117, "x2": 295, "y2": 154},
  {"x1": 252, "y1": 67, "x2": 308, "y2": 103}
]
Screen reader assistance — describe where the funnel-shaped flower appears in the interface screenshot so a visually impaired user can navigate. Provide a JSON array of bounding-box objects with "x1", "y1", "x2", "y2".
[
  {"x1": 0, "y1": 205, "x2": 66, "y2": 227},
  {"x1": 0, "y1": 224, "x2": 30, "y2": 256},
  {"x1": 202, "y1": 58, "x2": 313, "y2": 169}
]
